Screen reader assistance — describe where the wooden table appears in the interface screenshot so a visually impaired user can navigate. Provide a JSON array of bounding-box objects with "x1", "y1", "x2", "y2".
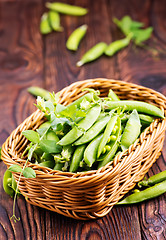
[{"x1": 0, "y1": 0, "x2": 166, "y2": 239}]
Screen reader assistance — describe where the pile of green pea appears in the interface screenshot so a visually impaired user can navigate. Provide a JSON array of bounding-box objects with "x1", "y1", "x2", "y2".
[
  {"x1": 23, "y1": 88, "x2": 164, "y2": 173},
  {"x1": 40, "y1": 2, "x2": 129, "y2": 66}
]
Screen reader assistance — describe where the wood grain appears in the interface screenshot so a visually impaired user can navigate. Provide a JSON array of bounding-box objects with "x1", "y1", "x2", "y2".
[{"x1": 0, "y1": 0, "x2": 165, "y2": 239}]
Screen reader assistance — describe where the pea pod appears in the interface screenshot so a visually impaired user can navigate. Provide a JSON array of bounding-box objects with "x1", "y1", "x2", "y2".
[
  {"x1": 66, "y1": 24, "x2": 88, "y2": 51},
  {"x1": 76, "y1": 42, "x2": 107, "y2": 67},
  {"x1": 74, "y1": 115, "x2": 110, "y2": 145},
  {"x1": 48, "y1": 11, "x2": 63, "y2": 32},
  {"x1": 138, "y1": 170, "x2": 166, "y2": 187},
  {"x1": 58, "y1": 105, "x2": 101, "y2": 145},
  {"x1": 3, "y1": 169, "x2": 14, "y2": 197},
  {"x1": 54, "y1": 162, "x2": 63, "y2": 171},
  {"x1": 69, "y1": 144, "x2": 86, "y2": 172},
  {"x1": 40, "y1": 13, "x2": 52, "y2": 35},
  {"x1": 104, "y1": 100, "x2": 164, "y2": 118},
  {"x1": 98, "y1": 117, "x2": 121, "y2": 168},
  {"x1": 121, "y1": 109, "x2": 141, "y2": 151},
  {"x1": 97, "y1": 115, "x2": 118, "y2": 158},
  {"x1": 46, "y1": 130, "x2": 59, "y2": 142},
  {"x1": 116, "y1": 180, "x2": 166, "y2": 205},
  {"x1": 84, "y1": 133, "x2": 103, "y2": 167},
  {"x1": 105, "y1": 37, "x2": 130, "y2": 56},
  {"x1": 46, "y1": 2, "x2": 88, "y2": 16},
  {"x1": 28, "y1": 86, "x2": 51, "y2": 100}
]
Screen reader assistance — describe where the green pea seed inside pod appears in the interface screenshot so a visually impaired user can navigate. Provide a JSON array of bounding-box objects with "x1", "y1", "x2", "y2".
[{"x1": 66, "y1": 24, "x2": 88, "y2": 51}]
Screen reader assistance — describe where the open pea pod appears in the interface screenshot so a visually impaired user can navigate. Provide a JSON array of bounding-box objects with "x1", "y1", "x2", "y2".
[{"x1": 98, "y1": 117, "x2": 121, "y2": 168}]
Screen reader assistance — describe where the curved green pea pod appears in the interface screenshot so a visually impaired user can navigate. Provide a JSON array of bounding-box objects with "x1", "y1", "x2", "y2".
[
  {"x1": 69, "y1": 144, "x2": 86, "y2": 172},
  {"x1": 66, "y1": 24, "x2": 88, "y2": 51},
  {"x1": 28, "y1": 87, "x2": 51, "y2": 100},
  {"x1": 98, "y1": 117, "x2": 121, "y2": 168},
  {"x1": 84, "y1": 133, "x2": 103, "y2": 167},
  {"x1": 46, "y1": 2, "x2": 88, "y2": 16},
  {"x1": 104, "y1": 100, "x2": 164, "y2": 118},
  {"x1": 48, "y1": 11, "x2": 63, "y2": 32},
  {"x1": 39, "y1": 160, "x2": 55, "y2": 169},
  {"x1": 116, "y1": 180, "x2": 166, "y2": 205},
  {"x1": 3, "y1": 169, "x2": 14, "y2": 197},
  {"x1": 74, "y1": 115, "x2": 110, "y2": 145},
  {"x1": 58, "y1": 105, "x2": 101, "y2": 146},
  {"x1": 105, "y1": 37, "x2": 130, "y2": 56},
  {"x1": 76, "y1": 42, "x2": 107, "y2": 67},
  {"x1": 121, "y1": 109, "x2": 141, "y2": 151},
  {"x1": 40, "y1": 13, "x2": 52, "y2": 35},
  {"x1": 97, "y1": 115, "x2": 118, "y2": 158}
]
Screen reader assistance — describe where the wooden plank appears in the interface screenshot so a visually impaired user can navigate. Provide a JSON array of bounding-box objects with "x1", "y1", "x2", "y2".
[{"x1": 0, "y1": 1, "x2": 45, "y2": 240}]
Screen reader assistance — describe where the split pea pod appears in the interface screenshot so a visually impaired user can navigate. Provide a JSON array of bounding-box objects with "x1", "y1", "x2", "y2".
[
  {"x1": 138, "y1": 170, "x2": 166, "y2": 188},
  {"x1": 105, "y1": 37, "x2": 130, "y2": 56},
  {"x1": 66, "y1": 24, "x2": 88, "y2": 51},
  {"x1": 104, "y1": 100, "x2": 164, "y2": 118},
  {"x1": 40, "y1": 13, "x2": 52, "y2": 35},
  {"x1": 69, "y1": 144, "x2": 86, "y2": 172},
  {"x1": 48, "y1": 11, "x2": 63, "y2": 32},
  {"x1": 76, "y1": 42, "x2": 107, "y2": 67},
  {"x1": 84, "y1": 133, "x2": 103, "y2": 167},
  {"x1": 98, "y1": 117, "x2": 121, "y2": 168},
  {"x1": 58, "y1": 105, "x2": 101, "y2": 145},
  {"x1": 116, "y1": 180, "x2": 166, "y2": 205},
  {"x1": 46, "y1": 2, "x2": 88, "y2": 16},
  {"x1": 74, "y1": 115, "x2": 110, "y2": 145},
  {"x1": 121, "y1": 109, "x2": 141, "y2": 151},
  {"x1": 97, "y1": 115, "x2": 118, "y2": 158}
]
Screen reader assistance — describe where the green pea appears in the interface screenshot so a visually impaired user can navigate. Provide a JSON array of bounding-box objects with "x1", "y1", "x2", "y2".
[
  {"x1": 107, "y1": 135, "x2": 117, "y2": 142},
  {"x1": 48, "y1": 11, "x2": 63, "y2": 32},
  {"x1": 105, "y1": 37, "x2": 130, "y2": 56},
  {"x1": 58, "y1": 105, "x2": 101, "y2": 146},
  {"x1": 69, "y1": 144, "x2": 86, "y2": 172},
  {"x1": 116, "y1": 180, "x2": 166, "y2": 205},
  {"x1": 84, "y1": 133, "x2": 103, "y2": 167},
  {"x1": 66, "y1": 24, "x2": 88, "y2": 51},
  {"x1": 46, "y1": 2, "x2": 88, "y2": 16},
  {"x1": 76, "y1": 42, "x2": 107, "y2": 67},
  {"x1": 98, "y1": 117, "x2": 121, "y2": 168},
  {"x1": 104, "y1": 100, "x2": 164, "y2": 118},
  {"x1": 121, "y1": 109, "x2": 141, "y2": 151},
  {"x1": 98, "y1": 116, "x2": 118, "y2": 158},
  {"x1": 138, "y1": 170, "x2": 166, "y2": 187},
  {"x1": 3, "y1": 169, "x2": 14, "y2": 197},
  {"x1": 40, "y1": 13, "x2": 52, "y2": 35},
  {"x1": 74, "y1": 115, "x2": 110, "y2": 145}
]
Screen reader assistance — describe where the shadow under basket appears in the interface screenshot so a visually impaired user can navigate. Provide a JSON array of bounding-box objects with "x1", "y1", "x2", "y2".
[{"x1": 2, "y1": 79, "x2": 166, "y2": 220}]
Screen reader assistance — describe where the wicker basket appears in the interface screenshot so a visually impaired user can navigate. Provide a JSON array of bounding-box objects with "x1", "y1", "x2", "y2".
[{"x1": 2, "y1": 79, "x2": 166, "y2": 220}]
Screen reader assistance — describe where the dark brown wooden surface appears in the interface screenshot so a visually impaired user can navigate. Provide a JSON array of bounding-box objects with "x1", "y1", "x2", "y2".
[{"x1": 0, "y1": 0, "x2": 166, "y2": 239}]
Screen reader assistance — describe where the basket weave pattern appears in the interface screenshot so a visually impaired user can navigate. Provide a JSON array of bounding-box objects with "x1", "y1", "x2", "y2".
[{"x1": 2, "y1": 79, "x2": 166, "y2": 220}]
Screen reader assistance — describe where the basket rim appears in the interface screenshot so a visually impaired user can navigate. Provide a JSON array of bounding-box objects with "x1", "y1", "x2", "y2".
[{"x1": 1, "y1": 79, "x2": 166, "y2": 181}]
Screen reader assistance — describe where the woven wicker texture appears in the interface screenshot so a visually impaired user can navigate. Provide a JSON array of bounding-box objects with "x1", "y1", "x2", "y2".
[{"x1": 2, "y1": 79, "x2": 166, "y2": 220}]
